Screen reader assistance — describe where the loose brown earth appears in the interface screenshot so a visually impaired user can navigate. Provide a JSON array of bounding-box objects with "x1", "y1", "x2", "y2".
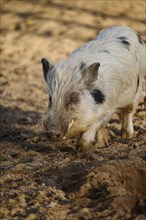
[{"x1": 0, "y1": 0, "x2": 146, "y2": 220}]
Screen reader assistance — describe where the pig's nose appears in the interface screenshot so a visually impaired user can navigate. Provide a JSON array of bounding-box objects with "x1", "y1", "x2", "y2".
[{"x1": 45, "y1": 130, "x2": 62, "y2": 140}]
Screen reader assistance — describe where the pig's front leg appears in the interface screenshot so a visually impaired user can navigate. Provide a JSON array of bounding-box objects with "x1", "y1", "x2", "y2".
[
  {"x1": 77, "y1": 124, "x2": 97, "y2": 151},
  {"x1": 77, "y1": 112, "x2": 112, "y2": 151},
  {"x1": 77, "y1": 127, "x2": 109, "y2": 151}
]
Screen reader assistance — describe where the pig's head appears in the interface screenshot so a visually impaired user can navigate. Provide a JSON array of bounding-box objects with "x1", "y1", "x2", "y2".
[{"x1": 41, "y1": 58, "x2": 103, "y2": 140}]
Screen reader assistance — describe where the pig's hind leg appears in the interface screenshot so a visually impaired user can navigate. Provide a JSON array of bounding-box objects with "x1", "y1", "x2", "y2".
[
  {"x1": 120, "y1": 81, "x2": 142, "y2": 139},
  {"x1": 119, "y1": 104, "x2": 134, "y2": 139},
  {"x1": 96, "y1": 128, "x2": 109, "y2": 147}
]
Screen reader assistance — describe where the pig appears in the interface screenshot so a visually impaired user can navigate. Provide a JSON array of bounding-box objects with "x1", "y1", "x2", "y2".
[{"x1": 41, "y1": 26, "x2": 145, "y2": 150}]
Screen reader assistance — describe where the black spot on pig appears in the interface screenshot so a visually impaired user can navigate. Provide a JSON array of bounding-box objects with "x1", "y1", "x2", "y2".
[
  {"x1": 79, "y1": 62, "x2": 86, "y2": 70},
  {"x1": 137, "y1": 33, "x2": 143, "y2": 44},
  {"x1": 121, "y1": 40, "x2": 130, "y2": 50},
  {"x1": 117, "y1": 36, "x2": 130, "y2": 50},
  {"x1": 98, "y1": 50, "x2": 110, "y2": 53},
  {"x1": 136, "y1": 76, "x2": 140, "y2": 94},
  {"x1": 90, "y1": 89, "x2": 105, "y2": 104},
  {"x1": 117, "y1": 36, "x2": 127, "y2": 41},
  {"x1": 65, "y1": 92, "x2": 80, "y2": 108},
  {"x1": 49, "y1": 96, "x2": 52, "y2": 107}
]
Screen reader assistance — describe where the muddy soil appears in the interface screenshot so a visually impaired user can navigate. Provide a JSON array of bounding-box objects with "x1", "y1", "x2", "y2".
[{"x1": 0, "y1": 0, "x2": 146, "y2": 219}]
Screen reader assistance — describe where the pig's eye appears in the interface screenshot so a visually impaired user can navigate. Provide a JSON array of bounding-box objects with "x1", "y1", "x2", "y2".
[
  {"x1": 65, "y1": 92, "x2": 79, "y2": 108},
  {"x1": 49, "y1": 96, "x2": 52, "y2": 107}
]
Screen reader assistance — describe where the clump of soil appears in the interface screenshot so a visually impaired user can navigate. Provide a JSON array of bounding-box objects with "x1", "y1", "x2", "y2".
[{"x1": 0, "y1": 0, "x2": 146, "y2": 219}]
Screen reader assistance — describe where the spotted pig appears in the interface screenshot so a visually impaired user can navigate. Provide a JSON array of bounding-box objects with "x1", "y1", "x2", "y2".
[{"x1": 41, "y1": 26, "x2": 145, "y2": 150}]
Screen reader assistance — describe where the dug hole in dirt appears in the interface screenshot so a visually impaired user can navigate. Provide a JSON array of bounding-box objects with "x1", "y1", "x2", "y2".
[{"x1": 0, "y1": 0, "x2": 146, "y2": 220}]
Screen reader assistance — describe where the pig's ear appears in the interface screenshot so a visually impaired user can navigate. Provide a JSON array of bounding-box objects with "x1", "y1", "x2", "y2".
[
  {"x1": 41, "y1": 58, "x2": 54, "y2": 82},
  {"x1": 81, "y1": 62, "x2": 100, "y2": 89}
]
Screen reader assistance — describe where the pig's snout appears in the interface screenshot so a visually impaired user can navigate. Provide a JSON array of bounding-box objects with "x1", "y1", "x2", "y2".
[
  {"x1": 43, "y1": 115, "x2": 63, "y2": 140},
  {"x1": 43, "y1": 120, "x2": 63, "y2": 140},
  {"x1": 45, "y1": 130, "x2": 62, "y2": 140}
]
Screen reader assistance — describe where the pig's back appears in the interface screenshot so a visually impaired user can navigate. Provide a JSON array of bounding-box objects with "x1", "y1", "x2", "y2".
[
  {"x1": 95, "y1": 26, "x2": 145, "y2": 76},
  {"x1": 95, "y1": 26, "x2": 138, "y2": 42},
  {"x1": 69, "y1": 26, "x2": 145, "y2": 79},
  {"x1": 68, "y1": 26, "x2": 145, "y2": 107}
]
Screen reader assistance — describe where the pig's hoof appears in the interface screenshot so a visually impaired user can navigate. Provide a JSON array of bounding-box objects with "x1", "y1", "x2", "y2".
[
  {"x1": 121, "y1": 130, "x2": 133, "y2": 139},
  {"x1": 77, "y1": 138, "x2": 94, "y2": 152}
]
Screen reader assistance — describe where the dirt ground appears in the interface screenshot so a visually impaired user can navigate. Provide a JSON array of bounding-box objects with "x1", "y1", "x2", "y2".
[{"x1": 0, "y1": 0, "x2": 146, "y2": 219}]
